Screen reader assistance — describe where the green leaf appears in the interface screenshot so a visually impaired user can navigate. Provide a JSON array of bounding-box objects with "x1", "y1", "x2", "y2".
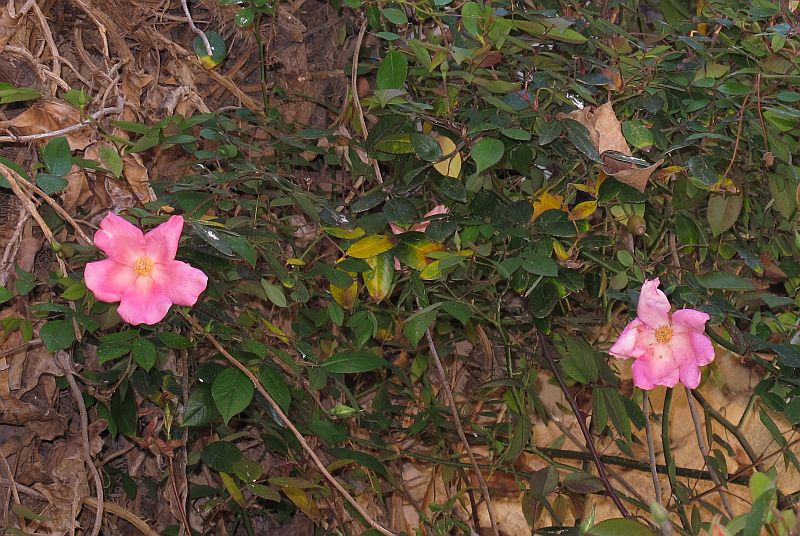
[
  {"x1": 410, "y1": 133, "x2": 442, "y2": 162},
  {"x1": 36, "y1": 173, "x2": 68, "y2": 194},
  {"x1": 696, "y1": 271, "x2": 754, "y2": 290},
  {"x1": 212, "y1": 368, "x2": 255, "y2": 424},
  {"x1": 376, "y1": 50, "x2": 408, "y2": 90},
  {"x1": 132, "y1": 338, "x2": 157, "y2": 371},
  {"x1": 259, "y1": 365, "x2": 291, "y2": 412},
  {"x1": 0, "y1": 287, "x2": 13, "y2": 304},
  {"x1": 98, "y1": 146, "x2": 124, "y2": 178},
  {"x1": 194, "y1": 31, "x2": 227, "y2": 69},
  {"x1": 42, "y1": 137, "x2": 72, "y2": 176},
  {"x1": 97, "y1": 342, "x2": 131, "y2": 364},
  {"x1": 326, "y1": 447, "x2": 391, "y2": 479},
  {"x1": 261, "y1": 279, "x2": 288, "y2": 307},
  {"x1": 621, "y1": 120, "x2": 654, "y2": 149},
  {"x1": 403, "y1": 305, "x2": 439, "y2": 347},
  {"x1": 707, "y1": 194, "x2": 742, "y2": 236},
  {"x1": 588, "y1": 518, "x2": 652, "y2": 536},
  {"x1": 381, "y1": 7, "x2": 408, "y2": 24},
  {"x1": 202, "y1": 440, "x2": 243, "y2": 472},
  {"x1": 322, "y1": 351, "x2": 388, "y2": 373},
  {"x1": 559, "y1": 336, "x2": 598, "y2": 384},
  {"x1": 40, "y1": 319, "x2": 75, "y2": 352},
  {"x1": 461, "y1": 2, "x2": 484, "y2": 36},
  {"x1": 246, "y1": 483, "x2": 281, "y2": 501},
  {"x1": 182, "y1": 384, "x2": 220, "y2": 427},
  {"x1": 110, "y1": 387, "x2": 137, "y2": 437},
  {"x1": 158, "y1": 332, "x2": 192, "y2": 349},
  {"x1": 471, "y1": 137, "x2": 504, "y2": 173},
  {"x1": 687, "y1": 155, "x2": 717, "y2": 187},
  {"x1": 234, "y1": 7, "x2": 255, "y2": 27},
  {"x1": 563, "y1": 119, "x2": 602, "y2": 162}
]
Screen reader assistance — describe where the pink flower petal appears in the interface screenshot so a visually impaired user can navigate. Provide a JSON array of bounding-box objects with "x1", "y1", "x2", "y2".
[
  {"x1": 668, "y1": 331, "x2": 713, "y2": 388},
  {"x1": 678, "y1": 361, "x2": 702, "y2": 389},
  {"x1": 145, "y1": 215, "x2": 184, "y2": 263},
  {"x1": 389, "y1": 223, "x2": 405, "y2": 235},
  {"x1": 671, "y1": 308, "x2": 710, "y2": 333},
  {"x1": 636, "y1": 278, "x2": 671, "y2": 328},
  {"x1": 423, "y1": 204, "x2": 448, "y2": 219},
  {"x1": 151, "y1": 260, "x2": 208, "y2": 306},
  {"x1": 116, "y1": 277, "x2": 173, "y2": 325},
  {"x1": 84, "y1": 259, "x2": 138, "y2": 302},
  {"x1": 94, "y1": 212, "x2": 146, "y2": 265},
  {"x1": 631, "y1": 342, "x2": 680, "y2": 390},
  {"x1": 687, "y1": 332, "x2": 715, "y2": 366},
  {"x1": 609, "y1": 319, "x2": 651, "y2": 359}
]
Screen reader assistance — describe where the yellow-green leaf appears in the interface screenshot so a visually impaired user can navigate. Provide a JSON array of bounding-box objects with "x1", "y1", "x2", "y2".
[
  {"x1": 323, "y1": 226, "x2": 365, "y2": 239},
  {"x1": 363, "y1": 253, "x2": 394, "y2": 301},
  {"x1": 219, "y1": 472, "x2": 246, "y2": 506},
  {"x1": 569, "y1": 200, "x2": 597, "y2": 221},
  {"x1": 431, "y1": 133, "x2": 462, "y2": 178},
  {"x1": 346, "y1": 234, "x2": 396, "y2": 258},
  {"x1": 394, "y1": 233, "x2": 446, "y2": 270}
]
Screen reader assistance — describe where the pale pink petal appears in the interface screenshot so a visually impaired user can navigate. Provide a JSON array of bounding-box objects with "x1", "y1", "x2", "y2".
[
  {"x1": 423, "y1": 204, "x2": 448, "y2": 219},
  {"x1": 151, "y1": 260, "x2": 207, "y2": 306},
  {"x1": 84, "y1": 259, "x2": 138, "y2": 302},
  {"x1": 636, "y1": 278, "x2": 671, "y2": 328},
  {"x1": 145, "y1": 215, "x2": 184, "y2": 263},
  {"x1": 389, "y1": 223, "x2": 406, "y2": 235},
  {"x1": 93, "y1": 212, "x2": 146, "y2": 265},
  {"x1": 670, "y1": 329, "x2": 715, "y2": 370},
  {"x1": 669, "y1": 331, "x2": 712, "y2": 388},
  {"x1": 609, "y1": 319, "x2": 650, "y2": 359},
  {"x1": 671, "y1": 308, "x2": 710, "y2": 334},
  {"x1": 631, "y1": 342, "x2": 680, "y2": 390},
  {"x1": 410, "y1": 221, "x2": 431, "y2": 233},
  {"x1": 116, "y1": 276, "x2": 173, "y2": 325}
]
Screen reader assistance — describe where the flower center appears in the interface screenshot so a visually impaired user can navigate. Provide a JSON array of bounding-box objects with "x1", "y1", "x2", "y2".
[
  {"x1": 655, "y1": 324, "x2": 672, "y2": 343},
  {"x1": 132, "y1": 256, "x2": 154, "y2": 276}
]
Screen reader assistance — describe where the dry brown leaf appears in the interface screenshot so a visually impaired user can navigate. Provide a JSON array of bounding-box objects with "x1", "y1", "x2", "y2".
[
  {"x1": 563, "y1": 102, "x2": 662, "y2": 192},
  {"x1": 0, "y1": 101, "x2": 93, "y2": 150}
]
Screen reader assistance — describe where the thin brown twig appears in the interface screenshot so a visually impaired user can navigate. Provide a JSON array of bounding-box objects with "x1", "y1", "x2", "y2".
[
  {"x1": 643, "y1": 391, "x2": 662, "y2": 504},
  {"x1": 351, "y1": 20, "x2": 384, "y2": 185},
  {"x1": 57, "y1": 352, "x2": 104, "y2": 536},
  {"x1": 0, "y1": 98, "x2": 125, "y2": 144},
  {"x1": 423, "y1": 316, "x2": 500, "y2": 536},
  {"x1": 685, "y1": 387, "x2": 734, "y2": 518},
  {"x1": 9, "y1": 170, "x2": 93, "y2": 244},
  {"x1": 83, "y1": 497, "x2": 159, "y2": 536},
  {"x1": 537, "y1": 333, "x2": 630, "y2": 518},
  {"x1": 179, "y1": 311, "x2": 395, "y2": 536},
  {"x1": 180, "y1": 0, "x2": 213, "y2": 57},
  {"x1": 722, "y1": 94, "x2": 750, "y2": 180}
]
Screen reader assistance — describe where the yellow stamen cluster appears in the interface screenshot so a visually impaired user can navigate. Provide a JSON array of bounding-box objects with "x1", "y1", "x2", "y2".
[
  {"x1": 132, "y1": 256, "x2": 154, "y2": 276},
  {"x1": 655, "y1": 324, "x2": 672, "y2": 343}
]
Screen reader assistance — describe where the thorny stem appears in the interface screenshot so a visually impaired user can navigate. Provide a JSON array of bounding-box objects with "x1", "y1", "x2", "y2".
[
  {"x1": 423, "y1": 313, "x2": 500, "y2": 536},
  {"x1": 537, "y1": 333, "x2": 630, "y2": 518},
  {"x1": 181, "y1": 312, "x2": 395, "y2": 536},
  {"x1": 685, "y1": 387, "x2": 735, "y2": 518},
  {"x1": 643, "y1": 392, "x2": 663, "y2": 504}
]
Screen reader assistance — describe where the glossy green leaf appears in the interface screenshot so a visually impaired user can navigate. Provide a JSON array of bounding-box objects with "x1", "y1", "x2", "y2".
[{"x1": 212, "y1": 368, "x2": 255, "y2": 424}]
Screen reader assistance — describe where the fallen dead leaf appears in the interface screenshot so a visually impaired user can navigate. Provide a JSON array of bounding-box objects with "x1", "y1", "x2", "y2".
[
  {"x1": 561, "y1": 102, "x2": 662, "y2": 192},
  {"x1": 0, "y1": 101, "x2": 93, "y2": 150}
]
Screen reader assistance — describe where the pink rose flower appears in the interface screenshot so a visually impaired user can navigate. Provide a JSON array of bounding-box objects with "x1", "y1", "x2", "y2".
[
  {"x1": 609, "y1": 278, "x2": 715, "y2": 390},
  {"x1": 84, "y1": 213, "x2": 208, "y2": 325}
]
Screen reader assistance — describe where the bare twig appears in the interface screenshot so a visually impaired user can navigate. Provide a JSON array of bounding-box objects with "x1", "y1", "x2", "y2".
[
  {"x1": 57, "y1": 352, "x2": 104, "y2": 536},
  {"x1": 83, "y1": 497, "x2": 159, "y2": 536},
  {"x1": 180, "y1": 0, "x2": 213, "y2": 57},
  {"x1": 537, "y1": 333, "x2": 630, "y2": 518},
  {"x1": 180, "y1": 312, "x2": 395, "y2": 536},
  {"x1": 9, "y1": 171, "x2": 93, "y2": 244},
  {"x1": 0, "y1": 202, "x2": 28, "y2": 287},
  {"x1": 685, "y1": 387, "x2": 734, "y2": 518},
  {"x1": 0, "y1": 98, "x2": 124, "y2": 144},
  {"x1": 643, "y1": 391, "x2": 662, "y2": 504},
  {"x1": 423, "y1": 318, "x2": 500, "y2": 536},
  {"x1": 351, "y1": 20, "x2": 384, "y2": 185}
]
